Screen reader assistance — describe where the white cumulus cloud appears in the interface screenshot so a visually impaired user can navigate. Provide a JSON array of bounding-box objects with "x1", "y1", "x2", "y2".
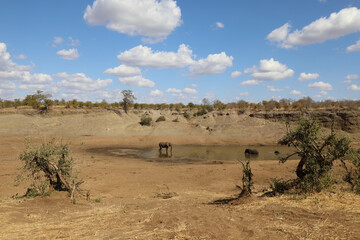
[
  {"x1": 53, "y1": 37, "x2": 63, "y2": 46},
  {"x1": 239, "y1": 80, "x2": 261, "y2": 86},
  {"x1": 84, "y1": 0, "x2": 182, "y2": 43},
  {"x1": 166, "y1": 87, "x2": 197, "y2": 94},
  {"x1": 231, "y1": 71, "x2": 242, "y2": 78},
  {"x1": 166, "y1": 88, "x2": 182, "y2": 93},
  {"x1": 347, "y1": 39, "x2": 360, "y2": 52},
  {"x1": 244, "y1": 58, "x2": 294, "y2": 81},
  {"x1": 266, "y1": 23, "x2": 291, "y2": 42},
  {"x1": 348, "y1": 84, "x2": 360, "y2": 91},
  {"x1": 104, "y1": 64, "x2": 141, "y2": 77},
  {"x1": 182, "y1": 88, "x2": 198, "y2": 94},
  {"x1": 298, "y1": 72, "x2": 320, "y2": 81},
  {"x1": 267, "y1": 85, "x2": 283, "y2": 92},
  {"x1": 117, "y1": 44, "x2": 233, "y2": 75},
  {"x1": 346, "y1": 74, "x2": 359, "y2": 80},
  {"x1": 118, "y1": 75, "x2": 154, "y2": 88},
  {"x1": 189, "y1": 52, "x2": 233, "y2": 75},
  {"x1": 308, "y1": 81, "x2": 333, "y2": 90},
  {"x1": 0, "y1": 42, "x2": 54, "y2": 92},
  {"x1": 57, "y1": 48, "x2": 80, "y2": 60},
  {"x1": 0, "y1": 43, "x2": 31, "y2": 72},
  {"x1": 268, "y1": 7, "x2": 360, "y2": 49},
  {"x1": 150, "y1": 89, "x2": 163, "y2": 97},
  {"x1": 54, "y1": 72, "x2": 112, "y2": 91},
  {"x1": 290, "y1": 90, "x2": 302, "y2": 95},
  {"x1": 0, "y1": 81, "x2": 16, "y2": 89},
  {"x1": 216, "y1": 22, "x2": 224, "y2": 29},
  {"x1": 118, "y1": 44, "x2": 194, "y2": 69},
  {"x1": 14, "y1": 54, "x2": 27, "y2": 60}
]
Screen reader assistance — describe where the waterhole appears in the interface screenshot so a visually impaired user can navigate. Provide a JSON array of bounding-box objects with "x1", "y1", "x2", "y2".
[{"x1": 107, "y1": 145, "x2": 298, "y2": 163}]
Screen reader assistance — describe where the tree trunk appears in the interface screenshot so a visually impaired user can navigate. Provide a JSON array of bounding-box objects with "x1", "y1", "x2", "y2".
[{"x1": 296, "y1": 156, "x2": 307, "y2": 179}]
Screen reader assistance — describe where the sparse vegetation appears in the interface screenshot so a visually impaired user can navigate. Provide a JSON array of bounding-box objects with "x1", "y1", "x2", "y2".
[
  {"x1": 183, "y1": 111, "x2": 190, "y2": 119},
  {"x1": 239, "y1": 158, "x2": 253, "y2": 196},
  {"x1": 140, "y1": 116, "x2": 152, "y2": 126},
  {"x1": 156, "y1": 116, "x2": 166, "y2": 122},
  {"x1": 1, "y1": 93, "x2": 360, "y2": 113},
  {"x1": 341, "y1": 149, "x2": 360, "y2": 194},
  {"x1": 172, "y1": 117, "x2": 179, "y2": 122},
  {"x1": 193, "y1": 109, "x2": 207, "y2": 117},
  {"x1": 16, "y1": 138, "x2": 86, "y2": 202},
  {"x1": 270, "y1": 178, "x2": 290, "y2": 195}
]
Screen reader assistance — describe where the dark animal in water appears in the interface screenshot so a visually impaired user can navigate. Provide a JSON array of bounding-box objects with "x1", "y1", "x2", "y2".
[
  {"x1": 274, "y1": 150, "x2": 280, "y2": 155},
  {"x1": 159, "y1": 142, "x2": 172, "y2": 153},
  {"x1": 244, "y1": 149, "x2": 259, "y2": 155}
]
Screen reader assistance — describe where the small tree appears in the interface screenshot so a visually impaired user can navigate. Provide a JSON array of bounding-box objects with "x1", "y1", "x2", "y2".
[
  {"x1": 16, "y1": 138, "x2": 86, "y2": 202},
  {"x1": 239, "y1": 159, "x2": 253, "y2": 197},
  {"x1": 23, "y1": 90, "x2": 52, "y2": 111},
  {"x1": 213, "y1": 99, "x2": 226, "y2": 110},
  {"x1": 35, "y1": 90, "x2": 53, "y2": 112},
  {"x1": 278, "y1": 118, "x2": 351, "y2": 192},
  {"x1": 122, "y1": 90, "x2": 136, "y2": 114},
  {"x1": 202, "y1": 98, "x2": 214, "y2": 112}
]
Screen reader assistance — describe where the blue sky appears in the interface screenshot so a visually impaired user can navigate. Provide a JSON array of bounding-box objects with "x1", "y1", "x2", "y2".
[{"x1": 0, "y1": 0, "x2": 360, "y2": 104}]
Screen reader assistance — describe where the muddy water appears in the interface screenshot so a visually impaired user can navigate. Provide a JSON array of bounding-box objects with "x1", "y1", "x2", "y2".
[{"x1": 109, "y1": 145, "x2": 298, "y2": 163}]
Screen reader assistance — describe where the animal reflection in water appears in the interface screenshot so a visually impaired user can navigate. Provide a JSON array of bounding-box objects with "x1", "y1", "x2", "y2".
[
  {"x1": 244, "y1": 148, "x2": 259, "y2": 159},
  {"x1": 159, "y1": 142, "x2": 173, "y2": 158}
]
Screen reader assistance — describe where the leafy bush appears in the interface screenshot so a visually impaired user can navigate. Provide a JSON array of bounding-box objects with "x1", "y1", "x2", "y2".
[
  {"x1": 16, "y1": 138, "x2": 85, "y2": 201},
  {"x1": 140, "y1": 116, "x2": 152, "y2": 126},
  {"x1": 270, "y1": 178, "x2": 290, "y2": 194},
  {"x1": 277, "y1": 118, "x2": 351, "y2": 193},
  {"x1": 156, "y1": 116, "x2": 166, "y2": 122},
  {"x1": 172, "y1": 118, "x2": 179, "y2": 122},
  {"x1": 193, "y1": 109, "x2": 207, "y2": 117},
  {"x1": 183, "y1": 111, "x2": 190, "y2": 119},
  {"x1": 341, "y1": 149, "x2": 360, "y2": 194}
]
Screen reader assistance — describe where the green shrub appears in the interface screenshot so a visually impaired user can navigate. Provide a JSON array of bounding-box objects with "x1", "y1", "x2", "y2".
[
  {"x1": 270, "y1": 178, "x2": 290, "y2": 194},
  {"x1": 16, "y1": 138, "x2": 84, "y2": 200},
  {"x1": 193, "y1": 109, "x2": 207, "y2": 117},
  {"x1": 140, "y1": 116, "x2": 152, "y2": 126},
  {"x1": 172, "y1": 118, "x2": 179, "y2": 122},
  {"x1": 156, "y1": 116, "x2": 166, "y2": 122},
  {"x1": 341, "y1": 149, "x2": 360, "y2": 194},
  {"x1": 277, "y1": 118, "x2": 352, "y2": 194},
  {"x1": 183, "y1": 111, "x2": 190, "y2": 119}
]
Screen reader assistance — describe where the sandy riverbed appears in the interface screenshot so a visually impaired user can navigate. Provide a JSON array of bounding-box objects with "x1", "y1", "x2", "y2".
[{"x1": 0, "y1": 110, "x2": 359, "y2": 239}]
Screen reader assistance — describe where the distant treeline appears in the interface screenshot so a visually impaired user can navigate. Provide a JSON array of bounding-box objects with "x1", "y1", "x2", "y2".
[{"x1": 1, "y1": 91, "x2": 360, "y2": 112}]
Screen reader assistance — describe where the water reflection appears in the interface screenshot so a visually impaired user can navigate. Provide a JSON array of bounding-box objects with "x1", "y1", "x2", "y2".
[
  {"x1": 158, "y1": 152, "x2": 172, "y2": 158},
  {"x1": 110, "y1": 145, "x2": 297, "y2": 162}
]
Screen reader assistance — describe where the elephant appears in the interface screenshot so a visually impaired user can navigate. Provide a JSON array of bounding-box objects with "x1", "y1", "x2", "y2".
[
  {"x1": 244, "y1": 148, "x2": 259, "y2": 155},
  {"x1": 159, "y1": 142, "x2": 173, "y2": 153}
]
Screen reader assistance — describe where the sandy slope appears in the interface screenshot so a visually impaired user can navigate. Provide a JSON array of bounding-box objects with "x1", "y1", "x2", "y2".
[{"x1": 0, "y1": 110, "x2": 359, "y2": 239}]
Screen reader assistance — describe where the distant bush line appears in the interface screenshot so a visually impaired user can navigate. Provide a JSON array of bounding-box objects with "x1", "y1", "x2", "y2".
[{"x1": 1, "y1": 91, "x2": 360, "y2": 112}]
